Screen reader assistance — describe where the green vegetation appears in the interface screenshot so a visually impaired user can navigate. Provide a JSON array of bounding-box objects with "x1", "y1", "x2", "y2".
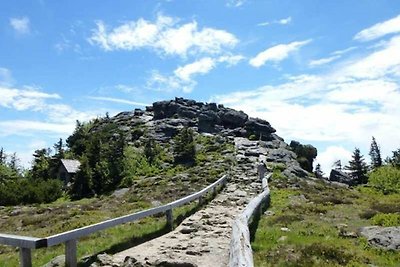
[
  {"x1": 314, "y1": 163, "x2": 324, "y2": 178},
  {"x1": 0, "y1": 196, "x2": 200, "y2": 267},
  {"x1": 0, "y1": 115, "x2": 235, "y2": 265},
  {"x1": 173, "y1": 127, "x2": 196, "y2": 164},
  {"x1": 345, "y1": 147, "x2": 368, "y2": 185},
  {"x1": 369, "y1": 136, "x2": 382, "y2": 170},
  {"x1": 253, "y1": 178, "x2": 400, "y2": 266},
  {"x1": 0, "y1": 146, "x2": 63, "y2": 205},
  {"x1": 368, "y1": 165, "x2": 400, "y2": 194}
]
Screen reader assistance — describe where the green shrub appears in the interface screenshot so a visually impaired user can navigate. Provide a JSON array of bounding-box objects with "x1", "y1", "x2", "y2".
[
  {"x1": 371, "y1": 213, "x2": 400, "y2": 227},
  {"x1": 368, "y1": 166, "x2": 400, "y2": 194},
  {"x1": 121, "y1": 146, "x2": 161, "y2": 187},
  {"x1": 173, "y1": 127, "x2": 196, "y2": 164},
  {"x1": 300, "y1": 242, "x2": 353, "y2": 265},
  {"x1": 0, "y1": 178, "x2": 62, "y2": 206},
  {"x1": 248, "y1": 134, "x2": 257, "y2": 140},
  {"x1": 268, "y1": 163, "x2": 286, "y2": 172}
]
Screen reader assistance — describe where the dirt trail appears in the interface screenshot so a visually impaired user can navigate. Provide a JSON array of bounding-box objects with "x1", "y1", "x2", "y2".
[{"x1": 110, "y1": 138, "x2": 264, "y2": 267}]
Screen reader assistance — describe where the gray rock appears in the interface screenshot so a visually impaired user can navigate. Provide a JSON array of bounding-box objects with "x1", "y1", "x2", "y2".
[
  {"x1": 329, "y1": 169, "x2": 355, "y2": 185},
  {"x1": 360, "y1": 226, "x2": 400, "y2": 250},
  {"x1": 155, "y1": 122, "x2": 180, "y2": 137},
  {"x1": 121, "y1": 256, "x2": 141, "y2": 267},
  {"x1": 96, "y1": 253, "x2": 118, "y2": 266},
  {"x1": 244, "y1": 117, "x2": 276, "y2": 140},
  {"x1": 266, "y1": 148, "x2": 297, "y2": 164},
  {"x1": 283, "y1": 165, "x2": 309, "y2": 178},
  {"x1": 220, "y1": 109, "x2": 248, "y2": 128},
  {"x1": 43, "y1": 255, "x2": 65, "y2": 267},
  {"x1": 112, "y1": 188, "x2": 129, "y2": 198}
]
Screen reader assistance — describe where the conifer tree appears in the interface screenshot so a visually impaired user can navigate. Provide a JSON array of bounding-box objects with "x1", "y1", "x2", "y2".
[
  {"x1": 387, "y1": 148, "x2": 400, "y2": 168},
  {"x1": 0, "y1": 147, "x2": 6, "y2": 165},
  {"x1": 344, "y1": 148, "x2": 368, "y2": 184},
  {"x1": 8, "y1": 153, "x2": 19, "y2": 173},
  {"x1": 314, "y1": 163, "x2": 324, "y2": 178},
  {"x1": 70, "y1": 156, "x2": 93, "y2": 199},
  {"x1": 31, "y1": 148, "x2": 51, "y2": 180},
  {"x1": 333, "y1": 160, "x2": 342, "y2": 171},
  {"x1": 53, "y1": 138, "x2": 65, "y2": 159},
  {"x1": 369, "y1": 136, "x2": 382, "y2": 170},
  {"x1": 174, "y1": 127, "x2": 196, "y2": 164}
]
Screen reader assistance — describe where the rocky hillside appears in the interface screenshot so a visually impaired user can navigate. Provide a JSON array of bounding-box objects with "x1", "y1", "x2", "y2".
[
  {"x1": 97, "y1": 97, "x2": 309, "y2": 179},
  {"x1": 0, "y1": 97, "x2": 314, "y2": 266}
]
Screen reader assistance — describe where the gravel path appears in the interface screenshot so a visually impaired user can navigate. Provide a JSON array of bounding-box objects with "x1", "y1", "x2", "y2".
[{"x1": 96, "y1": 138, "x2": 265, "y2": 267}]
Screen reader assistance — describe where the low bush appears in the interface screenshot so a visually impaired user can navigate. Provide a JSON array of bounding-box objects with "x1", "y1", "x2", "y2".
[
  {"x1": 368, "y1": 166, "x2": 400, "y2": 194},
  {"x1": 371, "y1": 213, "x2": 400, "y2": 227},
  {"x1": 0, "y1": 178, "x2": 63, "y2": 206}
]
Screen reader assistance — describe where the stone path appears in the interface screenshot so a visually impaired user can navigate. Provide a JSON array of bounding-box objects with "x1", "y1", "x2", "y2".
[{"x1": 101, "y1": 138, "x2": 266, "y2": 267}]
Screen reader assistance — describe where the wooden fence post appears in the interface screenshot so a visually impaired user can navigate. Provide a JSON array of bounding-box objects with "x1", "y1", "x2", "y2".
[
  {"x1": 65, "y1": 239, "x2": 77, "y2": 267},
  {"x1": 19, "y1": 248, "x2": 32, "y2": 267},
  {"x1": 166, "y1": 209, "x2": 174, "y2": 230},
  {"x1": 212, "y1": 187, "x2": 217, "y2": 197}
]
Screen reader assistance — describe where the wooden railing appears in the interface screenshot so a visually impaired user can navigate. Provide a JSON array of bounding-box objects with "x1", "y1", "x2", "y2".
[
  {"x1": 0, "y1": 174, "x2": 228, "y2": 267},
  {"x1": 229, "y1": 173, "x2": 271, "y2": 267}
]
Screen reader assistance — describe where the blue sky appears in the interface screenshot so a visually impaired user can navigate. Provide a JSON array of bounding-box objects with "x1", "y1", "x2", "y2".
[{"x1": 1, "y1": 0, "x2": 400, "y2": 173}]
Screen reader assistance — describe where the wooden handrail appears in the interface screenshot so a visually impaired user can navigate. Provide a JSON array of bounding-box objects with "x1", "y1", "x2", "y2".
[
  {"x1": 0, "y1": 174, "x2": 228, "y2": 267},
  {"x1": 229, "y1": 173, "x2": 271, "y2": 267}
]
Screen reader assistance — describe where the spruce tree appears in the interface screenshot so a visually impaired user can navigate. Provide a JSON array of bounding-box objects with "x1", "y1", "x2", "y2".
[
  {"x1": 333, "y1": 160, "x2": 342, "y2": 171},
  {"x1": 31, "y1": 149, "x2": 51, "y2": 180},
  {"x1": 8, "y1": 153, "x2": 19, "y2": 173},
  {"x1": 388, "y1": 148, "x2": 400, "y2": 168},
  {"x1": 314, "y1": 163, "x2": 324, "y2": 178},
  {"x1": 369, "y1": 136, "x2": 382, "y2": 170},
  {"x1": 70, "y1": 156, "x2": 93, "y2": 199},
  {"x1": 0, "y1": 147, "x2": 6, "y2": 165},
  {"x1": 344, "y1": 148, "x2": 368, "y2": 184},
  {"x1": 174, "y1": 127, "x2": 196, "y2": 164}
]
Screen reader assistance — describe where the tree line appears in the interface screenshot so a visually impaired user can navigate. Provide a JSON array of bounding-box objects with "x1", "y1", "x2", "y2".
[{"x1": 314, "y1": 137, "x2": 400, "y2": 193}]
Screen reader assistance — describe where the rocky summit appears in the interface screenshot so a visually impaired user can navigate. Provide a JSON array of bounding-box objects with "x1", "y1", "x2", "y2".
[
  {"x1": 109, "y1": 97, "x2": 276, "y2": 142},
  {"x1": 99, "y1": 97, "x2": 308, "y2": 179}
]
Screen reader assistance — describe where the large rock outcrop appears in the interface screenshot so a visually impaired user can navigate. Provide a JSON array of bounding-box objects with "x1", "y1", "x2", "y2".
[
  {"x1": 150, "y1": 98, "x2": 275, "y2": 140},
  {"x1": 360, "y1": 226, "x2": 400, "y2": 250},
  {"x1": 97, "y1": 97, "x2": 310, "y2": 179},
  {"x1": 329, "y1": 169, "x2": 354, "y2": 185}
]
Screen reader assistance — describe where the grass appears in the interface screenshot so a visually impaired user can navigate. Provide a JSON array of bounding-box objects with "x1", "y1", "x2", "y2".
[
  {"x1": 0, "y1": 164, "x2": 227, "y2": 266},
  {"x1": 0, "y1": 189, "x2": 216, "y2": 267},
  {"x1": 252, "y1": 178, "x2": 400, "y2": 267}
]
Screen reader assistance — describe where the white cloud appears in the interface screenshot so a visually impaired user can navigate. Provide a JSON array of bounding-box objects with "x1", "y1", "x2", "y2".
[
  {"x1": 213, "y1": 34, "x2": 400, "y2": 169},
  {"x1": 278, "y1": 17, "x2": 292, "y2": 25},
  {"x1": 0, "y1": 120, "x2": 73, "y2": 137},
  {"x1": 88, "y1": 96, "x2": 149, "y2": 107},
  {"x1": 332, "y1": 46, "x2": 357, "y2": 55},
  {"x1": 257, "y1": 17, "x2": 292, "y2": 27},
  {"x1": 147, "y1": 70, "x2": 196, "y2": 93},
  {"x1": 174, "y1": 57, "x2": 216, "y2": 81},
  {"x1": 354, "y1": 14, "x2": 400, "y2": 41},
  {"x1": 89, "y1": 14, "x2": 238, "y2": 57},
  {"x1": 148, "y1": 54, "x2": 244, "y2": 93},
  {"x1": 9, "y1": 17, "x2": 30, "y2": 34},
  {"x1": 218, "y1": 54, "x2": 245, "y2": 66},
  {"x1": 342, "y1": 35, "x2": 400, "y2": 79},
  {"x1": 316, "y1": 146, "x2": 352, "y2": 174},
  {"x1": 249, "y1": 39, "x2": 311, "y2": 67},
  {"x1": 226, "y1": 0, "x2": 246, "y2": 7},
  {"x1": 309, "y1": 55, "x2": 340, "y2": 67},
  {"x1": 0, "y1": 86, "x2": 60, "y2": 111}
]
